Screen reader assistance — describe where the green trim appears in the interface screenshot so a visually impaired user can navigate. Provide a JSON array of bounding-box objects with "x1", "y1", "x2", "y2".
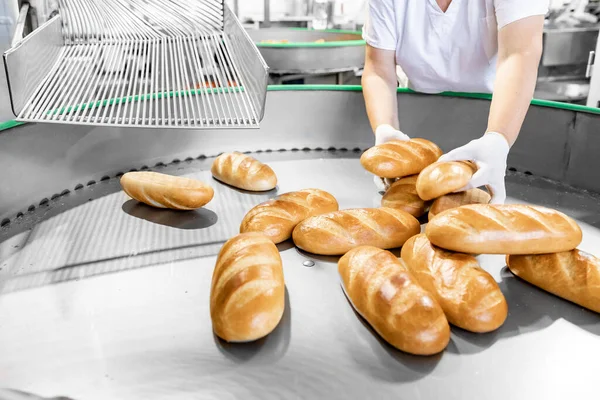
[
  {"x1": 0, "y1": 120, "x2": 25, "y2": 131},
  {"x1": 1, "y1": 84, "x2": 599, "y2": 133},
  {"x1": 268, "y1": 85, "x2": 600, "y2": 115},
  {"x1": 255, "y1": 28, "x2": 365, "y2": 48}
]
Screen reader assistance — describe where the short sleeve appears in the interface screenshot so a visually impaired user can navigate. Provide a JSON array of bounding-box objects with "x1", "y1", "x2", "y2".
[
  {"x1": 362, "y1": 0, "x2": 397, "y2": 51},
  {"x1": 494, "y1": 0, "x2": 549, "y2": 30}
]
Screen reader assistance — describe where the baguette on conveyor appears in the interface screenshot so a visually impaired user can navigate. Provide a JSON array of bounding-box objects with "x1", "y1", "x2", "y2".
[
  {"x1": 211, "y1": 152, "x2": 277, "y2": 191},
  {"x1": 428, "y1": 188, "x2": 491, "y2": 221},
  {"x1": 360, "y1": 138, "x2": 442, "y2": 179},
  {"x1": 416, "y1": 161, "x2": 476, "y2": 201},
  {"x1": 292, "y1": 208, "x2": 420, "y2": 255},
  {"x1": 240, "y1": 189, "x2": 339, "y2": 244},
  {"x1": 507, "y1": 250, "x2": 600, "y2": 314},
  {"x1": 210, "y1": 233, "x2": 285, "y2": 342},
  {"x1": 425, "y1": 204, "x2": 582, "y2": 254},
  {"x1": 338, "y1": 246, "x2": 450, "y2": 355},
  {"x1": 402, "y1": 234, "x2": 508, "y2": 332},
  {"x1": 381, "y1": 175, "x2": 429, "y2": 218},
  {"x1": 120, "y1": 171, "x2": 214, "y2": 210}
]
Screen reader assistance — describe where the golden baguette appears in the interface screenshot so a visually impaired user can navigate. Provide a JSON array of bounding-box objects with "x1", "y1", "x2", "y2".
[
  {"x1": 292, "y1": 208, "x2": 420, "y2": 255},
  {"x1": 416, "y1": 161, "x2": 476, "y2": 201},
  {"x1": 360, "y1": 138, "x2": 443, "y2": 179},
  {"x1": 338, "y1": 246, "x2": 450, "y2": 355},
  {"x1": 401, "y1": 234, "x2": 508, "y2": 332},
  {"x1": 428, "y1": 189, "x2": 491, "y2": 221},
  {"x1": 120, "y1": 171, "x2": 214, "y2": 210},
  {"x1": 426, "y1": 204, "x2": 582, "y2": 254},
  {"x1": 507, "y1": 250, "x2": 600, "y2": 313},
  {"x1": 211, "y1": 152, "x2": 277, "y2": 191},
  {"x1": 210, "y1": 233, "x2": 285, "y2": 342},
  {"x1": 381, "y1": 175, "x2": 429, "y2": 218},
  {"x1": 240, "y1": 189, "x2": 339, "y2": 244}
]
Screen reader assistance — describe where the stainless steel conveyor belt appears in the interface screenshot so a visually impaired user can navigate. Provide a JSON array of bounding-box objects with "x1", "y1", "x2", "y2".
[{"x1": 0, "y1": 87, "x2": 599, "y2": 399}]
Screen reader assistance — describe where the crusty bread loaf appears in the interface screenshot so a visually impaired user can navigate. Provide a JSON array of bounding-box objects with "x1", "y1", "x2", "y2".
[
  {"x1": 507, "y1": 250, "x2": 600, "y2": 313},
  {"x1": 210, "y1": 233, "x2": 285, "y2": 342},
  {"x1": 360, "y1": 138, "x2": 443, "y2": 179},
  {"x1": 426, "y1": 204, "x2": 582, "y2": 254},
  {"x1": 120, "y1": 171, "x2": 214, "y2": 210},
  {"x1": 240, "y1": 189, "x2": 339, "y2": 244},
  {"x1": 416, "y1": 161, "x2": 476, "y2": 201},
  {"x1": 428, "y1": 189, "x2": 491, "y2": 221},
  {"x1": 401, "y1": 234, "x2": 508, "y2": 332},
  {"x1": 292, "y1": 208, "x2": 420, "y2": 255},
  {"x1": 339, "y1": 246, "x2": 450, "y2": 355},
  {"x1": 381, "y1": 175, "x2": 428, "y2": 218},
  {"x1": 211, "y1": 152, "x2": 277, "y2": 191}
]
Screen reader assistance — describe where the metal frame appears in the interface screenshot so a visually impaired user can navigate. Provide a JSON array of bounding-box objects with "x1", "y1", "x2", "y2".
[
  {"x1": 3, "y1": 0, "x2": 269, "y2": 128},
  {"x1": 587, "y1": 28, "x2": 600, "y2": 108}
]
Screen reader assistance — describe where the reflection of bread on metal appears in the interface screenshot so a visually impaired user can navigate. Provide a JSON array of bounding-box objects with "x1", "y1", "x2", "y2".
[
  {"x1": 315, "y1": 39, "x2": 326, "y2": 43},
  {"x1": 261, "y1": 39, "x2": 290, "y2": 44}
]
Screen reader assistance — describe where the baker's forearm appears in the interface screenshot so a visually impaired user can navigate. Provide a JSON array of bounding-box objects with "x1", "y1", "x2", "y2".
[
  {"x1": 487, "y1": 16, "x2": 544, "y2": 146},
  {"x1": 362, "y1": 70, "x2": 399, "y2": 133}
]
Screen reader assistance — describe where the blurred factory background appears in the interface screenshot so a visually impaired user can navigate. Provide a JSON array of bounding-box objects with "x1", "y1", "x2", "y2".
[{"x1": 1, "y1": 0, "x2": 600, "y2": 125}]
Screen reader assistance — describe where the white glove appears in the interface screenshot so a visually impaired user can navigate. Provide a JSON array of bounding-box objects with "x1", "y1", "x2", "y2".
[
  {"x1": 373, "y1": 124, "x2": 410, "y2": 192},
  {"x1": 437, "y1": 132, "x2": 510, "y2": 204}
]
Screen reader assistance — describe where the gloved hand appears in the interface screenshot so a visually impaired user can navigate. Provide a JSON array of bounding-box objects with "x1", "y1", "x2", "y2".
[
  {"x1": 373, "y1": 124, "x2": 410, "y2": 192},
  {"x1": 437, "y1": 132, "x2": 510, "y2": 204}
]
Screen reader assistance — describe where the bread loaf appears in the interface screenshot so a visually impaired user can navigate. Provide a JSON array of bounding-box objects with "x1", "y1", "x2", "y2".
[
  {"x1": 120, "y1": 171, "x2": 214, "y2": 210},
  {"x1": 240, "y1": 189, "x2": 339, "y2": 244},
  {"x1": 360, "y1": 138, "x2": 443, "y2": 179},
  {"x1": 210, "y1": 233, "x2": 285, "y2": 342},
  {"x1": 292, "y1": 208, "x2": 420, "y2": 255},
  {"x1": 211, "y1": 152, "x2": 277, "y2": 191},
  {"x1": 428, "y1": 189, "x2": 491, "y2": 221},
  {"x1": 426, "y1": 204, "x2": 582, "y2": 254},
  {"x1": 339, "y1": 246, "x2": 450, "y2": 355},
  {"x1": 401, "y1": 234, "x2": 508, "y2": 332},
  {"x1": 381, "y1": 175, "x2": 428, "y2": 218},
  {"x1": 507, "y1": 250, "x2": 600, "y2": 313},
  {"x1": 416, "y1": 161, "x2": 476, "y2": 201}
]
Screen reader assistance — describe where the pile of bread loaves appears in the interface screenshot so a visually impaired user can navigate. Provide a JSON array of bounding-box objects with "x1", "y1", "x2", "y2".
[{"x1": 119, "y1": 141, "x2": 600, "y2": 356}]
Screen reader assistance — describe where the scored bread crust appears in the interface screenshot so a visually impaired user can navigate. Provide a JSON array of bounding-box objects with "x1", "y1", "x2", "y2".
[
  {"x1": 338, "y1": 246, "x2": 450, "y2": 355},
  {"x1": 381, "y1": 175, "x2": 428, "y2": 218},
  {"x1": 428, "y1": 188, "x2": 491, "y2": 221},
  {"x1": 416, "y1": 161, "x2": 476, "y2": 201},
  {"x1": 507, "y1": 250, "x2": 600, "y2": 313},
  {"x1": 425, "y1": 204, "x2": 583, "y2": 254},
  {"x1": 240, "y1": 189, "x2": 339, "y2": 243},
  {"x1": 360, "y1": 138, "x2": 443, "y2": 179},
  {"x1": 292, "y1": 207, "x2": 421, "y2": 256},
  {"x1": 120, "y1": 171, "x2": 214, "y2": 210},
  {"x1": 211, "y1": 152, "x2": 277, "y2": 191},
  {"x1": 401, "y1": 234, "x2": 507, "y2": 333},
  {"x1": 210, "y1": 232, "x2": 285, "y2": 342}
]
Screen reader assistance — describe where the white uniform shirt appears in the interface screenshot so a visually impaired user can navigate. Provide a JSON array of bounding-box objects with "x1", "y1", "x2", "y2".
[{"x1": 363, "y1": 0, "x2": 549, "y2": 94}]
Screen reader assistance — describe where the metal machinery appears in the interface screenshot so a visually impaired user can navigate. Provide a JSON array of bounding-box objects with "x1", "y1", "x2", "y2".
[
  {"x1": 247, "y1": 28, "x2": 365, "y2": 84},
  {"x1": 4, "y1": 0, "x2": 269, "y2": 128},
  {"x1": 1, "y1": 2, "x2": 600, "y2": 400},
  {"x1": 0, "y1": 86, "x2": 600, "y2": 399}
]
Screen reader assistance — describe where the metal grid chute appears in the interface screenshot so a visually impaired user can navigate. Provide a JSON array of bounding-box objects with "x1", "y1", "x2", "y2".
[{"x1": 4, "y1": 0, "x2": 268, "y2": 128}]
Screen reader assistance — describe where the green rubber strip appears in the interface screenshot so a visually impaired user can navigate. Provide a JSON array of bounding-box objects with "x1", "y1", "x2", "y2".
[
  {"x1": 46, "y1": 86, "x2": 245, "y2": 116},
  {"x1": 269, "y1": 84, "x2": 600, "y2": 115},
  {"x1": 255, "y1": 28, "x2": 365, "y2": 48},
  {"x1": 2, "y1": 84, "x2": 599, "y2": 133}
]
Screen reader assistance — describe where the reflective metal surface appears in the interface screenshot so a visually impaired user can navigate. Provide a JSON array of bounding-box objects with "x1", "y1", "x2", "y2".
[
  {"x1": 0, "y1": 150, "x2": 599, "y2": 399},
  {"x1": 248, "y1": 28, "x2": 365, "y2": 74}
]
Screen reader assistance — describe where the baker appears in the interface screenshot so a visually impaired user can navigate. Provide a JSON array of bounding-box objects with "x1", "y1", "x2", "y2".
[{"x1": 362, "y1": 0, "x2": 549, "y2": 204}]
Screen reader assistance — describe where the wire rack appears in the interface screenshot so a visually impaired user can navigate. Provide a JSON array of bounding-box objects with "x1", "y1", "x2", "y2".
[{"x1": 4, "y1": 0, "x2": 269, "y2": 128}]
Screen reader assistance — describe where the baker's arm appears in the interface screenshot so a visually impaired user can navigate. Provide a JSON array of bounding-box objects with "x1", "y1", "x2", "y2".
[
  {"x1": 439, "y1": 15, "x2": 545, "y2": 204},
  {"x1": 487, "y1": 15, "x2": 545, "y2": 145},
  {"x1": 362, "y1": 44, "x2": 400, "y2": 133}
]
